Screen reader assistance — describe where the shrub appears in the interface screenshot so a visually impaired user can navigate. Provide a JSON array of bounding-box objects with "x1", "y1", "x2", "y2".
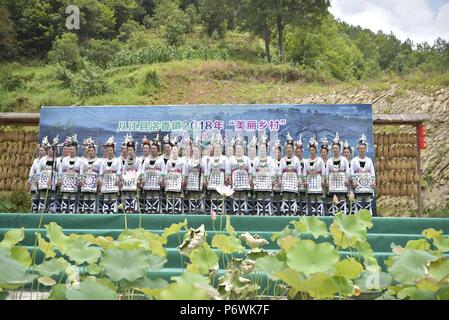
[
  {"x1": 70, "y1": 64, "x2": 110, "y2": 98},
  {"x1": 144, "y1": 70, "x2": 161, "y2": 87},
  {"x1": 81, "y1": 39, "x2": 121, "y2": 68},
  {"x1": 126, "y1": 30, "x2": 163, "y2": 50},
  {"x1": 51, "y1": 63, "x2": 74, "y2": 88},
  {"x1": 150, "y1": 0, "x2": 190, "y2": 46},
  {"x1": 0, "y1": 71, "x2": 23, "y2": 91},
  {"x1": 48, "y1": 33, "x2": 82, "y2": 71},
  {"x1": 117, "y1": 20, "x2": 143, "y2": 42}
]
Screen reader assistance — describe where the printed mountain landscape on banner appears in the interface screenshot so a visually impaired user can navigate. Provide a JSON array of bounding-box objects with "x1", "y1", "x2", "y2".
[{"x1": 39, "y1": 104, "x2": 373, "y2": 159}]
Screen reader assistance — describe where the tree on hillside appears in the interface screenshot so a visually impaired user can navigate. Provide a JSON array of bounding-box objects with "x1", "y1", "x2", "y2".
[
  {"x1": 2, "y1": 0, "x2": 63, "y2": 58},
  {"x1": 151, "y1": 0, "x2": 190, "y2": 46},
  {"x1": 272, "y1": 0, "x2": 330, "y2": 62},
  {"x1": 198, "y1": 0, "x2": 238, "y2": 38},
  {"x1": 238, "y1": 0, "x2": 330, "y2": 62},
  {"x1": 0, "y1": 6, "x2": 18, "y2": 60},
  {"x1": 286, "y1": 15, "x2": 364, "y2": 80},
  {"x1": 238, "y1": 0, "x2": 274, "y2": 62},
  {"x1": 47, "y1": 32, "x2": 82, "y2": 70}
]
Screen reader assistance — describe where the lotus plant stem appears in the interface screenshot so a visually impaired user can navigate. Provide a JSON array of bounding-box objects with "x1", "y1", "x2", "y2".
[
  {"x1": 29, "y1": 186, "x2": 50, "y2": 296},
  {"x1": 177, "y1": 233, "x2": 185, "y2": 270},
  {"x1": 137, "y1": 189, "x2": 142, "y2": 229}
]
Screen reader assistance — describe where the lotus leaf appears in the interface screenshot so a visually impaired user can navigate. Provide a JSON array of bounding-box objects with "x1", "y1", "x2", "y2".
[
  {"x1": 291, "y1": 216, "x2": 329, "y2": 239},
  {"x1": 0, "y1": 228, "x2": 24, "y2": 249},
  {"x1": 66, "y1": 238, "x2": 102, "y2": 265},
  {"x1": 211, "y1": 234, "x2": 244, "y2": 254},
  {"x1": 101, "y1": 249, "x2": 152, "y2": 282},
  {"x1": 186, "y1": 244, "x2": 218, "y2": 275},
  {"x1": 286, "y1": 240, "x2": 339, "y2": 276},
  {"x1": 388, "y1": 250, "x2": 438, "y2": 285},
  {"x1": 66, "y1": 279, "x2": 117, "y2": 300}
]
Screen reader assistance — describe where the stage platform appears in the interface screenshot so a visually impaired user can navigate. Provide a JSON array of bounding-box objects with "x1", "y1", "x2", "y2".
[{"x1": 1, "y1": 213, "x2": 449, "y2": 280}]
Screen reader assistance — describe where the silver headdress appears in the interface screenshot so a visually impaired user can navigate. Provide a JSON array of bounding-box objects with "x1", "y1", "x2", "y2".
[
  {"x1": 295, "y1": 133, "x2": 303, "y2": 150},
  {"x1": 233, "y1": 134, "x2": 246, "y2": 148},
  {"x1": 357, "y1": 134, "x2": 368, "y2": 151},
  {"x1": 320, "y1": 136, "x2": 329, "y2": 151},
  {"x1": 103, "y1": 136, "x2": 115, "y2": 148},
  {"x1": 332, "y1": 132, "x2": 342, "y2": 149},
  {"x1": 308, "y1": 136, "x2": 318, "y2": 149},
  {"x1": 285, "y1": 132, "x2": 294, "y2": 147},
  {"x1": 83, "y1": 137, "x2": 96, "y2": 149}
]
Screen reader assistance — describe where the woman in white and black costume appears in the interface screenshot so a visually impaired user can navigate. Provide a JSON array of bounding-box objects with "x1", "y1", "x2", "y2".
[
  {"x1": 325, "y1": 132, "x2": 350, "y2": 215},
  {"x1": 204, "y1": 134, "x2": 229, "y2": 215},
  {"x1": 295, "y1": 134, "x2": 307, "y2": 215},
  {"x1": 28, "y1": 142, "x2": 47, "y2": 213},
  {"x1": 58, "y1": 135, "x2": 82, "y2": 214},
  {"x1": 279, "y1": 132, "x2": 302, "y2": 215},
  {"x1": 201, "y1": 136, "x2": 214, "y2": 213},
  {"x1": 271, "y1": 140, "x2": 283, "y2": 216},
  {"x1": 319, "y1": 136, "x2": 330, "y2": 215},
  {"x1": 180, "y1": 135, "x2": 193, "y2": 213},
  {"x1": 137, "y1": 136, "x2": 151, "y2": 211},
  {"x1": 247, "y1": 136, "x2": 258, "y2": 214},
  {"x1": 343, "y1": 140, "x2": 355, "y2": 212},
  {"x1": 252, "y1": 134, "x2": 276, "y2": 216},
  {"x1": 54, "y1": 137, "x2": 70, "y2": 213},
  {"x1": 164, "y1": 140, "x2": 185, "y2": 214},
  {"x1": 304, "y1": 136, "x2": 326, "y2": 216},
  {"x1": 121, "y1": 134, "x2": 140, "y2": 213},
  {"x1": 79, "y1": 138, "x2": 101, "y2": 214},
  {"x1": 159, "y1": 135, "x2": 172, "y2": 211},
  {"x1": 228, "y1": 135, "x2": 252, "y2": 215},
  {"x1": 351, "y1": 134, "x2": 376, "y2": 214},
  {"x1": 183, "y1": 137, "x2": 205, "y2": 214},
  {"x1": 139, "y1": 135, "x2": 165, "y2": 214},
  {"x1": 99, "y1": 137, "x2": 122, "y2": 214},
  {"x1": 36, "y1": 136, "x2": 59, "y2": 213}
]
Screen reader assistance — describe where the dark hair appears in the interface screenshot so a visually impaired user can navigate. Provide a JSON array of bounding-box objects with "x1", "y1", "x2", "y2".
[{"x1": 309, "y1": 145, "x2": 317, "y2": 151}]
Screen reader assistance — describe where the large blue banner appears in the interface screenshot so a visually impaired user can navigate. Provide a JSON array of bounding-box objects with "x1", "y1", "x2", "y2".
[{"x1": 39, "y1": 104, "x2": 374, "y2": 159}]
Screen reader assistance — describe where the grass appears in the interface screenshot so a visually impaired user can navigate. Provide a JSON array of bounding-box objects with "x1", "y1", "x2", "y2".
[{"x1": 1, "y1": 57, "x2": 449, "y2": 112}]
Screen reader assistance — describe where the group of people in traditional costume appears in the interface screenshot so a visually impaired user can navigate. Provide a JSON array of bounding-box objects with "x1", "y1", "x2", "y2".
[{"x1": 28, "y1": 131, "x2": 376, "y2": 216}]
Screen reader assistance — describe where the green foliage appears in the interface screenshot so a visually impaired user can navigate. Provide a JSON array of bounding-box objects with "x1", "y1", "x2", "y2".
[
  {"x1": 81, "y1": 39, "x2": 121, "y2": 68},
  {"x1": 0, "y1": 228, "x2": 24, "y2": 249},
  {"x1": 286, "y1": 240, "x2": 339, "y2": 276},
  {"x1": 69, "y1": 63, "x2": 110, "y2": 98},
  {"x1": 111, "y1": 45, "x2": 228, "y2": 67},
  {"x1": 199, "y1": 0, "x2": 234, "y2": 38},
  {"x1": 211, "y1": 234, "x2": 244, "y2": 254},
  {"x1": 0, "y1": 6, "x2": 18, "y2": 60},
  {"x1": 330, "y1": 212, "x2": 370, "y2": 249},
  {"x1": 48, "y1": 33, "x2": 82, "y2": 71},
  {"x1": 117, "y1": 20, "x2": 143, "y2": 42},
  {"x1": 150, "y1": 0, "x2": 191, "y2": 46},
  {"x1": 51, "y1": 63, "x2": 74, "y2": 88},
  {"x1": 66, "y1": 279, "x2": 117, "y2": 300},
  {"x1": 0, "y1": 248, "x2": 37, "y2": 289},
  {"x1": 0, "y1": 71, "x2": 23, "y2": 91},
  {"x1": 0, "y1": 0, "x2": 447, "y2": 85},
  {"x1": 290, "y1": 216, "x2": 330, "y2": 239},
  {"x1": 66, "y1": 238, "x2": 102, "y2": 265},
  {"x1": 286, "y1": 16, "x2": 364, "y2": 81},
  {"x1": 1, "y1": 213, "x2": 449, "y2": 300},
  {"x1": 101, "y1": 249, "x2": 155, "y2": 282},
  {"x1": 186, "y1": 243, "x2": 218, "y2": 275}
]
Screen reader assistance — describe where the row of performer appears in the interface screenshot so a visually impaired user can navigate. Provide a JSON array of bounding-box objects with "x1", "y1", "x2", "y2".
[{"x1": 28, "y1": 131, "x2": 376, "y2": 216}]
